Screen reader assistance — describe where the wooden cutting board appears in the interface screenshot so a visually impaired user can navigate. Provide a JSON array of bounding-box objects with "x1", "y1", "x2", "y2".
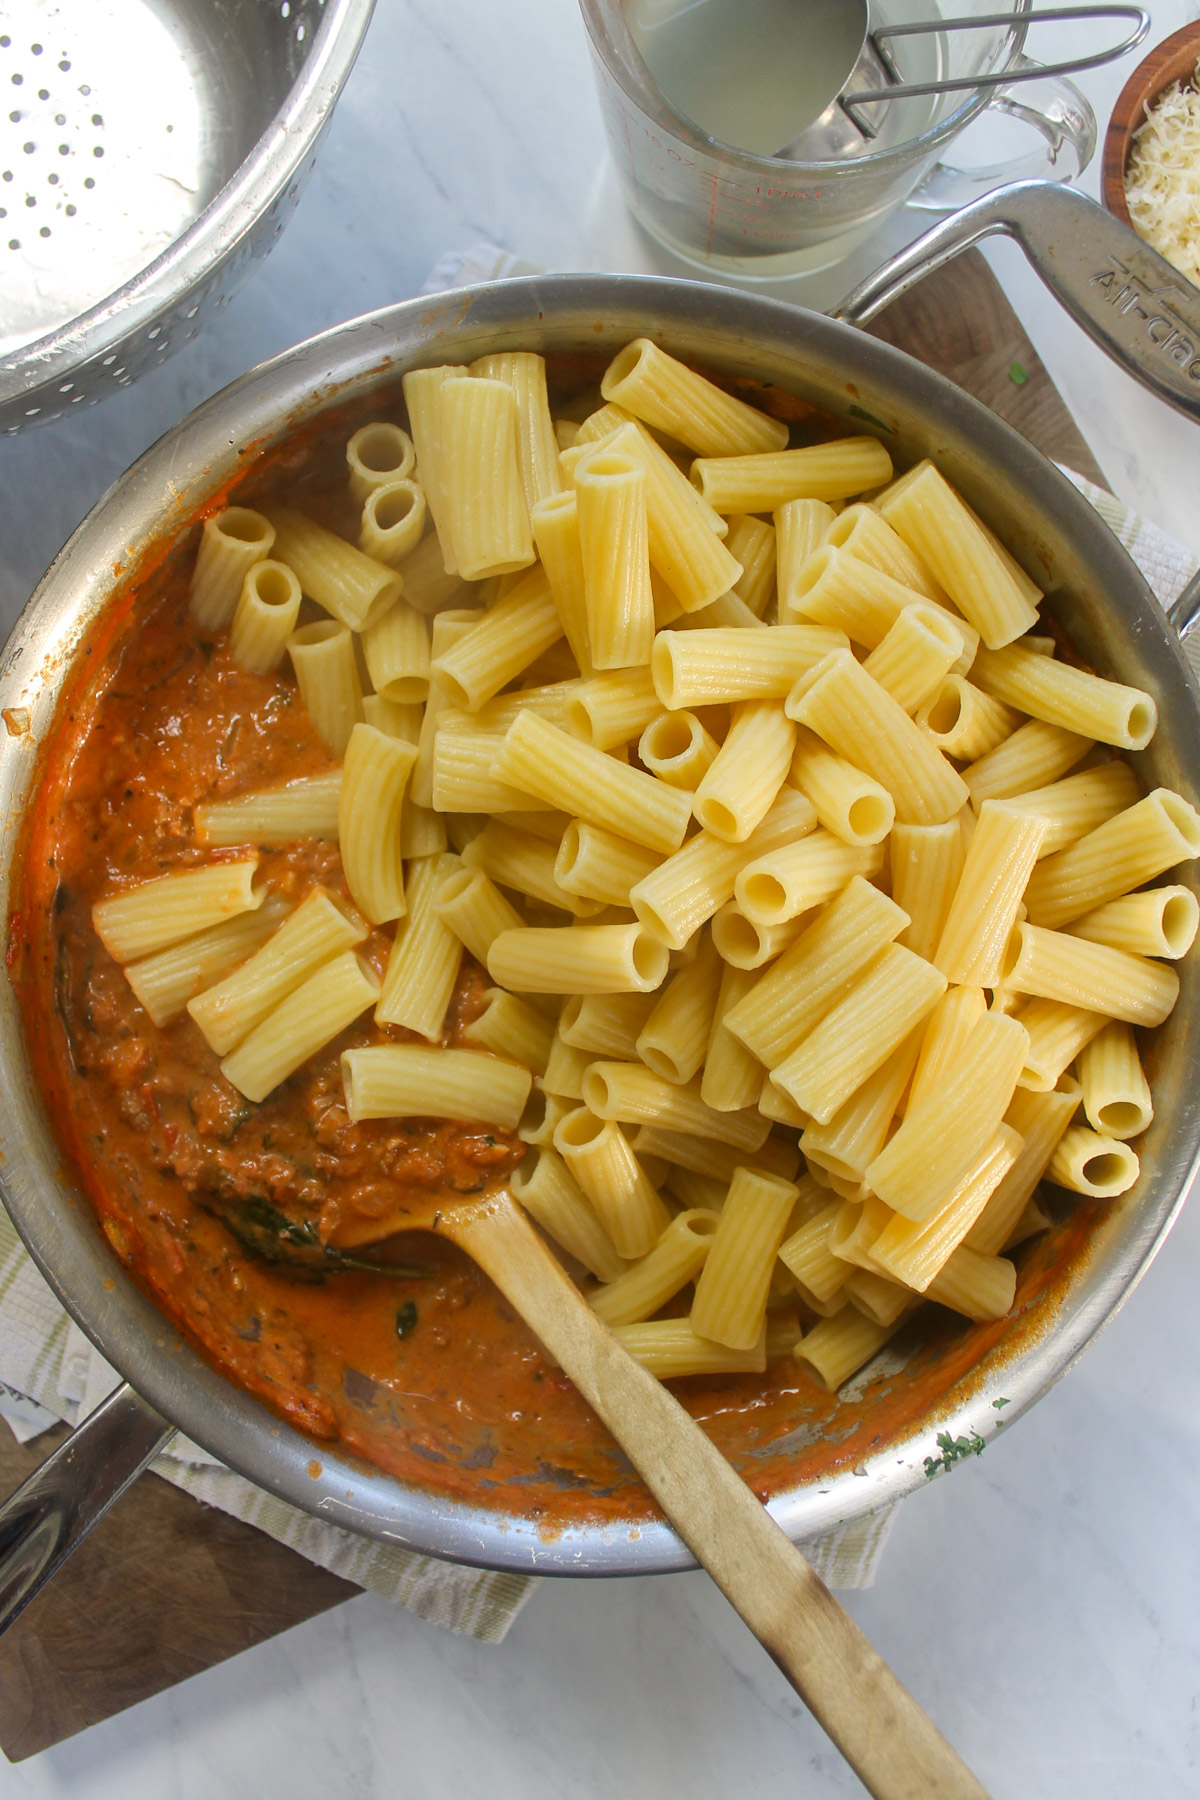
[{"x1": 0, "y1": 248, "x2": 1105, "y2": 1767}]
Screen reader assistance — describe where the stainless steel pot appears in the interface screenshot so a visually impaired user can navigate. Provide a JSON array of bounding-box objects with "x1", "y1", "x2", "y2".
[{"x1": 1, "y1": 182, "x2": 1199, "y2": 1630}]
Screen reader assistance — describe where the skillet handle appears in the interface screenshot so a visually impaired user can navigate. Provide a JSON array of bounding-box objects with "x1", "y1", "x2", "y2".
[
  {"x1": 0, "y1": 1380, "x2": 173, "y2": 1636},
  {"x1": 834, "y1": 180, "x2": 1200, "y2": 427}
]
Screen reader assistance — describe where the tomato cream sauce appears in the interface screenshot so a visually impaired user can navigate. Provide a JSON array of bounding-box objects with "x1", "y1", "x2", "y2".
[{"x1": 10, "y1": 372, "x2": 1107, "y2": 1529}]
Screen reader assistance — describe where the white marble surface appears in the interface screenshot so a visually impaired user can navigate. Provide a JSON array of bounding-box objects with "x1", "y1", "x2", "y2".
[{"x1": 3, "y1": 2, "x2": 1200, "y2": 1794}]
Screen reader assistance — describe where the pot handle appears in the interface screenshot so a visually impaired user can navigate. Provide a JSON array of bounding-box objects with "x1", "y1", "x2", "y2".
[
  {"x1": 833, "y1": 180, "x2": 1200, "y2": 427},
  {"x1": 0, "y1": 1380, "x2": 173, "y2": 1636}
]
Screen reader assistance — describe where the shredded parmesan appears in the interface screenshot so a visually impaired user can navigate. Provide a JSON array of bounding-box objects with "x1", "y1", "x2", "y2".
[{"x1": 1124, "y1": 58, "x2": 1200, "y2": 283}]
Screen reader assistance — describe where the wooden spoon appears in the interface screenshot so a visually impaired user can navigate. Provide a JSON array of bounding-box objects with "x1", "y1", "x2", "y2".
[{"x1": 354, "y1": 1184, "x2": 989, "y2": 1799}]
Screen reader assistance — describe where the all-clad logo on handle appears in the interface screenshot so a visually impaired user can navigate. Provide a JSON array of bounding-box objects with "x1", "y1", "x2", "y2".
[{"x1": 1089, "y1": 255, "x2": 1200, "y2": 384}]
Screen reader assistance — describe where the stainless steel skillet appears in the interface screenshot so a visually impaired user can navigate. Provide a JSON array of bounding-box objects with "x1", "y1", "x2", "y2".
[{"x1": 1, "y1": 180, "x2": 1199, "y2": 1640}]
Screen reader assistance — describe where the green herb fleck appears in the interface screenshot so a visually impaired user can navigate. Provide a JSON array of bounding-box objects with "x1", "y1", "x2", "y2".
[
  {"x1": 923, "y1": 1429, "x2": 986, "y2": 1478},
  {"x1": 847, "y1": 403, "x2": 895, "y2": 434},
  {"x1": 1009, "y1": 361, "x2": 1029, "y2": 387},
  {"x1": 993, "y1": 1397, "x2": 1010, "y2": 1410},
  {"x1": 396, "y1": 1300, "x2": 419, "y2": 1338}
]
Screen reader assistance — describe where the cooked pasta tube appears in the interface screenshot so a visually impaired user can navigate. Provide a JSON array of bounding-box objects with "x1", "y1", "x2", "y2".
[
  {"x1": 339, "y1": 724, "x2": 418, "y2": 925},
  {"x1": 613, "y1": 1319, "x2": 766, "y2": 1379},
  {"x1": 433, "y1": 865, "x2": 523, "y2": 964},
  {"x1": 630, "y1": 788, "x2": 817, "y2": 950},
  {"x1": 734, "y1": 830, "x2": 883, "y2": 927},
  {"x1": 400, "y1": 803, "x2": 448, "y2": 860},
  {"x1": 725, "y1": 875, "x2": 908, "y2": 1068},
  {"x1": 574, "y1": 446, "x2": 654, "y2": 669},
  {"x1": 637, "y1": 711, "x2": 718, "y2": 793},
  {"x1": 906, "y1": 988, "x2": 988, "y2": 1117},
  {"x1": 962, "y1": 718, "x2": 1095, "y2": 808},
  {"x1": 375, "y1": 853, "x2": 463, "y2": 1038},
  {"x1": 1023, "y1": 789, "x2": 1200, "y2": 929},
  {"x1": 93, "y1": 859, "x2": 262, "y2": 965},
  {"x1": 828, "y1": 1197, "x2": 892, "y2": 1273},
  {"x1": 878, "y1": 461, "x2": 1041, "y2": 647},
  {"x1": 772, "y1": 943, "x2": 947, "y2": 1126},
  {"x1": 432, "y1": 713, "x2": 553, "y2": 814},
  {"x1": 519, "y1": 1087, "x2": 576, "y2": 1149},
  {"x1": 794, "y1": 1308, "x2": 906, "y2": 1391},
  {"x1": 965, "y1": 1078, "x2": 1082, "y2": 1256},
  {"x1": 124, "y1": 895, "x2": 291, "y2": 1029},
  {"x1": 691, "y1": 437, "x2": 893, "y2": 513},
  {"x1": 582, "y1": 420, "x2": 742, "y2": 613},
  {"x1": 924, "y1": 1245, "x2": 1016, "y2": 1320},
  {"x1": 600, "y1": 339, "x2": 788, "y2": 457},
  {"x1": 436, "y1": 376, "x2": 535, "y2": 580},
  {"x1": 861, "y1": 603, "x2": 963, "y2": 714},
  {"x1": 395, "y1": 530, "x2": 473, "y2": 615},
  {"x1": 1078, "y1": 1021, "x2": 1152, "y2": 1139},
  {"x1": 932, "y1": 802, "x2": 1047, "y2": 986},
  {"x1": 190, "y1": 508, "x2": 275, "y2": 630},
  {"x1": 221, "y1": 952, "x2": 380, "y2": 1103},
  {"x1": 229, "y1": 560, "x2": 302, "y2": 673},
  {"x1": 1069, "y1": 885, "x2": 1200, "y2": 959},
  {"x1": 264, "y1": 505, "x2": 401, "y2": 632},
  {"x1": 530, "y1": 490, "x2": 592, "y2": 676},
  {"x1": 629, "y1": 1124, "x2": 798, "y2": 1184},
  {"x1": 635, "y1": 932, "x2": 723, "y2": 1084},
  {"x1": 590, "y1": 1209, "x2": 719, "y2": 1327},
  {"x1": 462, "y1": 820, "x2": 601, "y2": 918},
  {"x1": 431, "y1": 567, "x2": 562, "y2": 711},
  {"x1": 887, "y1": 822, "x2": 963, "y2": 962},
  {"x1": 799, "y1": 1029, "x2": 922, "y2": 1182},
  {"x1": 469, "y1": 350, "x2": 564, "y2": 512},
  {"x1": 823, "y1": 501, "x2": 947, "y2": 603},
  {"x1": 650, "y1": 625, "x2": 846, "y2": 709},
  {"x1": 558, "y1": 992, "x2": 655, "y2": 1058},
  {"x1": 725, "y1": 514, "x2": 777, "y2": 616},
  {"x1": 758, "y1": 1077, "x2": 809, "y2": 1130},
  {"x1": 488, "y1": 924, "x2": 669, "y2": 995},
  {"x1": 492, "y1": 711, "x2": 692, "y2": 854},
  {"x1": 711, "y1": 903, "x2": 805, "y2": 970},
  {"x1": 972, "y1": 641, "x2": 1157, "y2": 751},
  {"x1": 509, "y1": 1148, "x2": 625, "y2": 1282},
  {"x1": 402, "y1": 366, "x2": 468, "y2": 572},
  {"x1": 865, "y1": 1011, "x2": 1030, "y2": 1222},
  {"x1": 360, "y1": 598, "x2": 431, "y2": 704},
  {"x1": 554, "y1": 1108, "x2": 671, "y2": 1258},
  {"x1": 775, "y1": 499, "x2": 837, "y2": 621},
  {"x1": 340, "y1": 1046, "x2": 531, "y2": 1139},
  {"x1": 412, "y1": 610, "x2": 481, "y2": 805},
  {"x1": 565, "y1": 667, "x2": 661, "y2": 750},
  {"x1": 787, "y1": 728, "x2": 894, "y2": 848},
  {"x1": 870, "y1": 1126, "x2": 1021, "y2": 1292},
  {"x1": 692, "y1": 699, "x2": 795, "y2": 842},
  {"x1": 916, "y1": 676, "x2": 1021, "y2": 763},
  {"x1": 700, "y1": 962, "x2": 763, "y2": 1113},
  {"x1": 541, "y1": 1032, "x2": 594, "y2": 1100},
  {"x1": 583, "y1": 1062, "x2": 770, "y2": 1152},
  {"x1": 1000, "y1": 921, "x2": 1178, "y2": 1027},
  {"x1": 1015, "y1": 998, "x2": 1107, "y2": 1091},
  {"x1": 782, "y1": 545, "x2": 975, "y2": 662},
  {"x1": 287, "y1": 621, "x2": 363, "y2": 756},
  {"x1": 555, "y1": 822, "x2": 663, "y2": 909},
  {"x1": 777, "y1": 1200, "x2": 848, "y2": 1303},
  {"x1": 1004, "y1": 1197, "x2": 1053, "y2": 1250},
  {"x1": 787, "y1": 649, "x2": 968, "y2": 826},
  {"x1": 346, "y1": 421, "x2": 415, "y2": 505},
  {"x1": 462, "y1": 988, "x2": 555, "y2": 1077},
  {"x1": 1047, "y1": 1126, "x2": 1140, "y2": 1197},
  {"x1": 843, "y1": 1268, "x2": 912, "y2": 1328},
  {"x1": 187, "y1": 886, "x2": 364, "y2": 1055},
  {"x1": 195, "y1": 772, "x2": 342, "y2": 847},
  {"x1": 689, "y1": 1166, "x2": 798, "y2": 1350},
  {"x1": 358, "y1": 479, "x2": 426, "y2": 567},
  {"x1": 663, "y1": 1165, "x2": 728, "y2": 1213},
  {"x1": 1005, "y1": 762, "x2": 1141, "y2": 860}
]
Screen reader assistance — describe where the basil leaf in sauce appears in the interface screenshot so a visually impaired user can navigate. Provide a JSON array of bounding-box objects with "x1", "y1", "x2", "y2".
[{"x1": 207, "y1": 1197, "x2": 431, "y2": 1281}]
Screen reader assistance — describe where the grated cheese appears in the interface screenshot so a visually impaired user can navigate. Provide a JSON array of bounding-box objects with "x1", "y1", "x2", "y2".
[{"x1": 1124, "y1": 58, "x2": 1200, "y2": 284}]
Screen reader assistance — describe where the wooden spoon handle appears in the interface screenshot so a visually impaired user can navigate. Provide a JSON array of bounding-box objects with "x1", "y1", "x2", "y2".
[{"x1": 449, "y1": 1192, "x2": 989, "y2": 1800}]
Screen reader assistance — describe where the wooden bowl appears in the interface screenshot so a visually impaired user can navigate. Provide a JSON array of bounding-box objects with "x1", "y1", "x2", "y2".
[{"x1": 1102, "y1": 21, "x2": 1200, "y2": 226}]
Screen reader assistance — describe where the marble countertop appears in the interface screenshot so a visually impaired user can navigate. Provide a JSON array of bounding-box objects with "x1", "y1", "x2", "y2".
[{"x1": 2, "y1": 3, "x2": 1200, "y2": 1795}]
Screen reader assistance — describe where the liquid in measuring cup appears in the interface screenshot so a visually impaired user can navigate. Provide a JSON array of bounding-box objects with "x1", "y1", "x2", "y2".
[{"x1": 623, "y1": 0, "x2": 941, "y2": 161}]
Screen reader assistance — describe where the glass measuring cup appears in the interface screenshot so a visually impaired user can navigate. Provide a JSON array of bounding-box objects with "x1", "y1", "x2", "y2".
[{"x1": 579, "y1": 0, "x2": 1099, "y2": 279}]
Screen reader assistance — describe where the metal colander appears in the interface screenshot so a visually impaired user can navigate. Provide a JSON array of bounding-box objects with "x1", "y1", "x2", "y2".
[{"x1": 0, "y1": 0, "x2": 374, "y2": 433}]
